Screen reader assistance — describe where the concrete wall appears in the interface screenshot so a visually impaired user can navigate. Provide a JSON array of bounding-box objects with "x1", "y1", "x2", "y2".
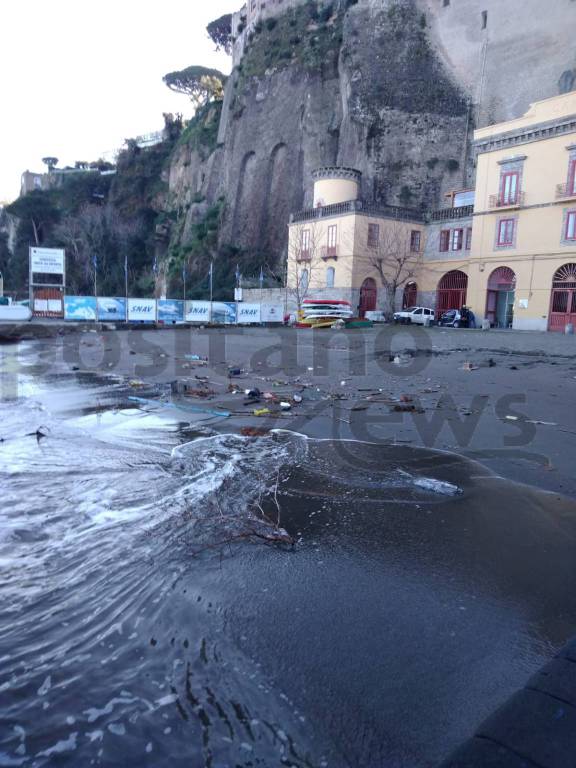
[
  {"x1": 313, "y1": 177, "x2": 360, "y2": 207},
  {"x1": 418, "y1": 0, "x2": 576, "y2": 127}
]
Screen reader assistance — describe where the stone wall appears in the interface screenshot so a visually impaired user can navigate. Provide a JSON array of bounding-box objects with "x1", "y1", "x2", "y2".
[{"x1": 170, "y1": 0, "x2": 576, "y2": 276}]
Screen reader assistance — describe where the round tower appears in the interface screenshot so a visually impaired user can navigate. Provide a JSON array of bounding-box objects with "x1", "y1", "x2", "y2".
[{"x1": 312, "y1": 167, "x2": 362, "y2": 208}]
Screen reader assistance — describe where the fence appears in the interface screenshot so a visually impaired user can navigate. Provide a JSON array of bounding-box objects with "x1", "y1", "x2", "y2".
[{"x1": 59, "y1": 297, "x2": 284, "y2": 325}]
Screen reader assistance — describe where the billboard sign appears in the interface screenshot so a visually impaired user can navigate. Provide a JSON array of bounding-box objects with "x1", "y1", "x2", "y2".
[
  {"x1": 261, "y1": 303, "x2": 284, "y2": 323},
  {"x1": 30, "y1": 247, "x2": 65, "y2": 275},
  {"x1": 97, "y1": 297, "x2": 126, "y2": 322},
  {"x1": 185, "y1": 301, "x2": 211, "y2": 323},
  {"x1": 211, "y1": 302, "x2": 237, "y2": 325},
  {"x1": 158, "y1": 299, "x2": 184, "y2": 324},
  {"x1": 237, "y1": 303, "x2": 261, "y2": 324},
  {"x1": 127, "y1": 299, "x2": 156, "y2": 322},
  {"x1": 64, "y1": 296, "x2": 97, "y2": 321}
]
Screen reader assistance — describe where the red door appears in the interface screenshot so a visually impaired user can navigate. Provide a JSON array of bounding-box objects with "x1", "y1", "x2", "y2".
[
  {"x1": 549, "y1": 264, "x2": 576, "y2": 331},
  {"x1": 436, "y1": 270, "x2": 468, "y2": 318},
  {"x1": 359, "y1": 278, "x2": 377, "y2": 317}
]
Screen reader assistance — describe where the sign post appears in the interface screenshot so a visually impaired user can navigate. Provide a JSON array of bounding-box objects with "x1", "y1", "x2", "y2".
[{"x1": 29, "y1": 247, "x2": 66, "y2": 318}]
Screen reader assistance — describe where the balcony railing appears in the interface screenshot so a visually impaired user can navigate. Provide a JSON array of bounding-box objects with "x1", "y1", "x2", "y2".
[
  {"x1": 488, "y1": 192, "x2": 525, "y2": 209},
  {"x1": 556, "y1": 183, "x2": 576, "y2": 200},
  {"x1": 429, "y1": 204, "x2": 474, "y2": 222},
  {"x1": 290, "y1": 199, "x2": 425, "y2": 224},
  {"x1": 296, "y1": 251, "x2": 311, "y2": 263},
  {"x1": 321, "y1": 245, "x2": 338, "y2": 260}
]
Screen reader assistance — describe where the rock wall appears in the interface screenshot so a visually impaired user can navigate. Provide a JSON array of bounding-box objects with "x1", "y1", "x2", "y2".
[{"x1": 167, "y1": 0, "x2": 576, "y2": 270}]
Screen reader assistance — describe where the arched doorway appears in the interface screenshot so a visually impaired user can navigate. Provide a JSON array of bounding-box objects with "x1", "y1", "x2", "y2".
[
  {"x1": 549, "y1": 263, "x2": 576, "y2": 331},
  {"x1": 403, "y1": 282, "x2": 418, "y2": 309},
  {"x1": 486, "y1": 267, "x2": 516, "y2": 328},
  {"x1": 359, "y1": 278, "x2": 377, "y2": 317},
  {"x1": 436, "y1": 270, "x2": 468, "y2": 317}
]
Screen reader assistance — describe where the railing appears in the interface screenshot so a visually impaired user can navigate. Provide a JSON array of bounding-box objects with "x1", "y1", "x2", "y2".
[
  {"x1": 291, "y1": 199, "x2": 425, "y2": 224},
  {"x1": 556, "y1": 183, "x2": 576, "y2": 200},
  {"x1": 429, "y1": 205, "x2": 474, "y2": 222},
  {"x1": 296, "y1": 251, "x2": 311, "y2": 263},
  {"x1": 321, "y1": 246, "x2": 338, "y2": 260},
  {"x1": 488, "y1": 192, "x2": 525, "y2": 209}
]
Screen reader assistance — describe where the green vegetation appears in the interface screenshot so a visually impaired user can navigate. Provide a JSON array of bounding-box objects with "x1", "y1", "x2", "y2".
[
  {"x1": 235, "y1": 0, "x2": 346, "y2": 86},
  {"x1": 207, "y1": 14, "x2": 233, "y2": 54},
  {"x1": 162, "y1": 65, "x2": 227, "y2": 109},
  {"x1": 176, "y1": 101, "x2": 223, "y2": 156}
]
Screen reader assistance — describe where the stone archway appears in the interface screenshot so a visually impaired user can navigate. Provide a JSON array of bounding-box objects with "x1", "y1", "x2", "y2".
[
  {"x1": 549, "y1": 263, "x2": 576, "y2": 331},
  {"x1": 436, "y1": 270, "x2": 468, "y2": 317},
  {"x1": 486, "y1": 266, "x2": 516, "y2": 328}
]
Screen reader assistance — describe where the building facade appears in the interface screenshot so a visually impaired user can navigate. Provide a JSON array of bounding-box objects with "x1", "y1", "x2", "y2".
[
  {"x1": 287, "y1": 167, "x2": 426, "y2": 314},
  {"x1": 418, "y1": 92, "x2": 576, "y2": 331},
  {"x1": 287, "y1": 93, "x2": 576, "y2": 331}
]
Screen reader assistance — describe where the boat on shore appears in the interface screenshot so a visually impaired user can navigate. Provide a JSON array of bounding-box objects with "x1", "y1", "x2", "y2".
[{"x1": 295, "y1": 299, "x2": 372, "y2": 328}]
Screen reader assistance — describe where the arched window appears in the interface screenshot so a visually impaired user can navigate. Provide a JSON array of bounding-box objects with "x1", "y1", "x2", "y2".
[
  {"x1": 300, "y1": 269, "x2": 309, "y2": 293},
  {"x1": 326, "y1": 267, "x2": 335, "y2": 289}
]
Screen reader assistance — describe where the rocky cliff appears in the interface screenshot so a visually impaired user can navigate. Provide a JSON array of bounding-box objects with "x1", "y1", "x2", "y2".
[{"x1": 163, "y1": 0, "x2": 576, "y2": 283}]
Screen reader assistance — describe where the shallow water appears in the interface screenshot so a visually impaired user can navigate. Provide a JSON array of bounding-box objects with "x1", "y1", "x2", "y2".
[{"x1": 2, "y1": 344, "x2": 576, "y2": 767}]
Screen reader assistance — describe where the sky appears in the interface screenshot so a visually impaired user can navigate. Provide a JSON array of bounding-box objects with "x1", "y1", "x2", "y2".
[{"x1": 0, "y1": 0, "x2": 239, "y2": 203}]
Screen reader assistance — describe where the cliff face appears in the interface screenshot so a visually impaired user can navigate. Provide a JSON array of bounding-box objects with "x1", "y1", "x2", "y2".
[{"x1": 165, "y1": 0, "x2": 576, "y2": 272}]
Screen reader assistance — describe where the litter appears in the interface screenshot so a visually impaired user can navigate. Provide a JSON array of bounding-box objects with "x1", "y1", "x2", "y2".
[
  {"x1": 185, "y1": 354, "x2": 207, "y2": 361},
  {"x1": 413, "y1": 477, "x2": 461, "y2": 496},
  {"x1": 280, "y1": 402, "x2": 292, "y2": 410},
  {"x1": 240, "y1": 427, "x2": 270, "y2": 437},
  {"x1": 292, "y1": 394, "x2": 303, "y2": 404},
  {"x1": 229, "y1": 368, "x2": 242, "y2": 377},
  {"x1": 461, "y1": 362, "x2": 479, "y2": 371},
  {"x1": 253, "y1": 408, "x2": 271, "y2": 417},
  {"x1": 129, "y1": 379, "x2": 145, "y2": 388},
  {"x1": 128, "y1": 396, "x2": 230, "y2": 418}
]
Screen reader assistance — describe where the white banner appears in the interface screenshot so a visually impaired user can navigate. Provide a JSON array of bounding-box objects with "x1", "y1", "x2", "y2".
[
  {"x1": 261, "y1": 303, "x2": 284, "y2": 323},
  {"x1": 127, "y1": 298, "x2": 156, "y2": 322},
  {"x1": 30, "y1": 247, "x2": 65, "y2": 275},
  {"x1": 185, "y1": 301, "x2": 211, "y2": 323},
  {"x1": 237, "y1": 303, "x2": 261, "y2": 324}
]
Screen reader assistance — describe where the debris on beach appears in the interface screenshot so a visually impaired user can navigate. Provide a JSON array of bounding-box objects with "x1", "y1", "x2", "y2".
[{"x1": 413, "y1": 477, "x2": 461, "y2": 496}]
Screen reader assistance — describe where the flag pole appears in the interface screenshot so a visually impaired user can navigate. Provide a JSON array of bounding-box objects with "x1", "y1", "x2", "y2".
[{"x1": 209, "y1": 261, "x2": 213, "y2": 325}]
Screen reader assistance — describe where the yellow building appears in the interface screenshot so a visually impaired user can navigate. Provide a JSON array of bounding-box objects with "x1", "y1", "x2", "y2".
[
  {"x1": 420, "y1": 92, "x2": 576, "y2": 331},
  {"x1": 288, "y1": 167, "x2": 426, "y2": 315},
  {"x1": 288, "y1": 93, "x2": 576, "y2": 330}
]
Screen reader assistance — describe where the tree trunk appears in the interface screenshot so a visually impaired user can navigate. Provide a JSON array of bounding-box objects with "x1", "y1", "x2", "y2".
[{"x1": 382, "y1": 284, "x2": 396, "y2": 316}]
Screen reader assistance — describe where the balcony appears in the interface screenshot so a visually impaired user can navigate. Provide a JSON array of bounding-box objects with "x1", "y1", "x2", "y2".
[
  {"x1": 296, "y1": 251, "x2": 311, "y2": 263},
  {"x1": 321, "y1": 245, "x2": 339, "y2": 260},
  {"x1": 488, "y1": 192, "x2": 525, "y2": 210},
  {"x1": 429, "y1": 204, "x2": 474, "y2": 222},
  {"x1": 290, "y1": 199, "x2": 425, "y2": 224},
  {"x1": 556, "y1": 183, "x2": 576, "y2": 200}
]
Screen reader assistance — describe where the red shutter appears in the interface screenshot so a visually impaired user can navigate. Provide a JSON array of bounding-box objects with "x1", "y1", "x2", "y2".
[{"x1": 569, "y1": 159, "x2": 576, "y2": 195}]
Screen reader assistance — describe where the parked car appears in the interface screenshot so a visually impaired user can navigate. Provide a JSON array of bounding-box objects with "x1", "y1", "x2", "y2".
[
  {"x1": 393, "y1": 306, "x2": 435, "y2": 325},
  {"x1": 439, "y1": 308, "x2": 477, "y2": 328},
  {"x1": 439, "y1": 309, "x2": 461, "y2": 327}
]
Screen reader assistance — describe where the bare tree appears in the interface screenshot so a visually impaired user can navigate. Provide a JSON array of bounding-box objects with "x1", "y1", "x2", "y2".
[
  {"x1": 56, "y1": 205, "x2": 141, "y2": 293},
  {"x1": 356, "y1": 220, "x2": 425, "y2": 315},
  {"x1": 284, "y1": 220, "x2": 324, "y2": 312}
]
